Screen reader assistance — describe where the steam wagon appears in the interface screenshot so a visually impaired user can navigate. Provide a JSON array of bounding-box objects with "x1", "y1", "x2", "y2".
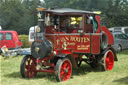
[{"x1": 20, "y1": 8, "x2": 118, "y2": 82}]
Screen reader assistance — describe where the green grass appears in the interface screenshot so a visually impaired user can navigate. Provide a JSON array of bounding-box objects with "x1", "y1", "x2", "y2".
[{"x1": 0, "y1": 50, "x2": 128, "y2": 85}]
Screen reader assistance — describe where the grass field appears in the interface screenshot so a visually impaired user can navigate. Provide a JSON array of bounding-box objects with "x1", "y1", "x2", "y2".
[{"x1": 0, "y1": 50, "x2": 128, "y2": 85}]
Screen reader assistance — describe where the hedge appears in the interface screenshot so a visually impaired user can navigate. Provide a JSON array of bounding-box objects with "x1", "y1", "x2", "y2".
[{"x1": 19, "y1": 35, "x2": 30, "y2": 48}]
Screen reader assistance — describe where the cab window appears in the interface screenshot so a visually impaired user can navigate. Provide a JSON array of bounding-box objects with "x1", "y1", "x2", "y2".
[
  {"x1": 45, "y1": 15, "x2": 59, "y2": 26},
  {"x1": 5, "y1": 33, "x2": 12, "y2": 40},
  {"x1": 60, "y1": 16, "x2": 82, "y2": 33},
  {"x1": 86, "y1": 16, "x2": 98, "y2": 33},
  {"x1": 70, "y1": 17, "x2": 82, "y2": 29},
  {"x1": 0, "y1": 33, "x2": 3, "y2": 40},
  {"x1": 92, "y1": 16, "x2": 98, "y2": 32}
]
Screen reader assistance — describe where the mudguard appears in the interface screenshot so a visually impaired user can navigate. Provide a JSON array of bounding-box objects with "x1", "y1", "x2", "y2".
[
  {"x1": 101, "y1": 26, "x2": 114, "y2": 45},
  {"x1": 101, "y1": 47, "x2": 118, "y2": 61}
]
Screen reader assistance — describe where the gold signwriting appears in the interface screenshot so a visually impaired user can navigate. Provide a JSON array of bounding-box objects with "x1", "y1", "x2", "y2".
[
  {"x1": 77, "y1": 45, "x2": 90, "y2": 50},
  {"x1": 67, "y1": 42, "x2": 75, "y2": 46},
  {"x1": 59, "y1": 36, "x2": 90, "y2": 43},
  {"x1": 56, "y1": 36, "x2": 90, "y2": 50},
  {"x1": 70, "y1": 36, "x2": 90, "y2": 43},
  {"x1": 77, "y1": 48, "x2": 88, "y2": 50}
]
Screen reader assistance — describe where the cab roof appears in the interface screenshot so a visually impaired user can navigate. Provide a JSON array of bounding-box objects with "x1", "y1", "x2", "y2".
[{"x1": 46, "y1": 8, "x2": 98, "y2": 15}]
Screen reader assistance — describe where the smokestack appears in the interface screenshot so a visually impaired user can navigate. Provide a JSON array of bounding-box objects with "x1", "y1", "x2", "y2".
[{"x1": 36, "y1": 8, "x2": 46, "y2": 33}]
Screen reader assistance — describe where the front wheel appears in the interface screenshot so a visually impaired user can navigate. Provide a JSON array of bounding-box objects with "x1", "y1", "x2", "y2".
[
  {"x1": 20, "y1": 55, "x2": 37, "y2": 78},
  {"x1": 55, "y1": 58, "x2": 72, "y2": 82}
]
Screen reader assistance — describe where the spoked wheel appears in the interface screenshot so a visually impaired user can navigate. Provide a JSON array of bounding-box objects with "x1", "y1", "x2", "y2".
[
  {"x1": 20, "y1": 55, "x2": 37, "y2": 78},
  {"x1": 100, "y1": 49, "x2": 114, "y2": 71},
  {"x1": 55, "y1": 58, "x2": 72, "y2": 82}
]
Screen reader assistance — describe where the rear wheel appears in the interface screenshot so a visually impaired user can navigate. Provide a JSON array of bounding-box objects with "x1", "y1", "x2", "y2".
[
  {"x1": 100, "y1": 49, "x2": 114, "y2": 71},
  {"x1": 55, "y1": 58, "x2": 72, "y2": 82},
  {"x1": 20, "y1": 55, "x2": 37, "y2": 78}
]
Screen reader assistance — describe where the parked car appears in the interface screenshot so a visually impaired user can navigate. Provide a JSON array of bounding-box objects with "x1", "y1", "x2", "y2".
[
  {"x1": 0, "y1": 31, "x2": 22, "y2": 49},
  {"x1": 109, "y1": 27, "x2": 128, "y2": 35},
  {"x1": 112, "y1": 32, "x2": 128, "y2": 52}
]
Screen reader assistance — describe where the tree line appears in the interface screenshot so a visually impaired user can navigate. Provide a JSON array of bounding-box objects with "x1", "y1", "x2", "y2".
[{"x1": 0, "y1": 0, "x2": 128, "y2": 34}]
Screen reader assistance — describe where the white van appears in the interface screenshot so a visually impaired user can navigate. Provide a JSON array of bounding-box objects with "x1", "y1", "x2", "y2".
[
  {"x1": 109, "y1": 27, "x2": 128, "y2": 35},
  {"x1": 28, "y1": 26, "x2": 38, "y2": 45}
]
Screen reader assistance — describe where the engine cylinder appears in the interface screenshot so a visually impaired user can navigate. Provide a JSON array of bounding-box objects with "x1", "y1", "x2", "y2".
[{"x1": 31, "y1": 39, "x2": 52, "y2": 59}]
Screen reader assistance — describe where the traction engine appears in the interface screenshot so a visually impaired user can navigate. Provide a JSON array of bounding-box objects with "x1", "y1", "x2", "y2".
[{"x1": 20, "y1": 8, "x2": 118, "y2": 82}]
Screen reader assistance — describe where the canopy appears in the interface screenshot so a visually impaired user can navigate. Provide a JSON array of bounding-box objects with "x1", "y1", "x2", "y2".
[{"x1": 46, "y1": 8, "x2": 98, "y2": 15}]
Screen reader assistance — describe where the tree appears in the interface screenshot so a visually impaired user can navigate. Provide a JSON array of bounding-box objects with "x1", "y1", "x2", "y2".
[
  {"x1": 0, "y1": 0, "x2": 24, "y2": 30},
  {"x1": 0, "y1": 0, "x2": 42, "y2": 34},
  {"x1": 17, "y1": 0, "x2": 41, "y2": 34},
  {"x1": 44, "y1": 0, "x2": 90, "y2": 10},
  {"x1": 44, "y1": 0, "x2": 128, "y2": 27},
  {"x1": 0, "y1": 0, "x2": 128, "y2": 34},
  {"x1": 103, "y1": 0, "x2": 128, "y2": 27}
]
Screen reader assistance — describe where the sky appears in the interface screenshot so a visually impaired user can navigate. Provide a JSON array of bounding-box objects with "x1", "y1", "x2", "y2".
[{"x1": 40, "y1": 0, "x2": 44, "y2": 2}]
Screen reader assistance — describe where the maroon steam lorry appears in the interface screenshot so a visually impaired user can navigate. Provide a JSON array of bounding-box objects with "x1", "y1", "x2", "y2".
[{"x1": 20, "y1": 8, "x2": 118, "y2": 82}]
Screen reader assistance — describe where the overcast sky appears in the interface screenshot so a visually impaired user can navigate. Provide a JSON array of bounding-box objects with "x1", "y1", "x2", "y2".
[{"x1": 40, "y1": 0, "x2": 44, "y2": 2}]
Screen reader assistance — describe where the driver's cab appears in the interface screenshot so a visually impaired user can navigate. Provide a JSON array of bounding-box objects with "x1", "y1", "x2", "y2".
[
  {"x1": 44, "y1": 13, "x2": 99, "y2": 34},
  {"x1": 36, "y1": 8, "x2": 101, "y2": 54}
]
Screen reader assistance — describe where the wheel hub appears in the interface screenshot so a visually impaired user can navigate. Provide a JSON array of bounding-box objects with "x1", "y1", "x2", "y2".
[{"x1": 64, "y1": 68, "x2": 68, "y2": 73}]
